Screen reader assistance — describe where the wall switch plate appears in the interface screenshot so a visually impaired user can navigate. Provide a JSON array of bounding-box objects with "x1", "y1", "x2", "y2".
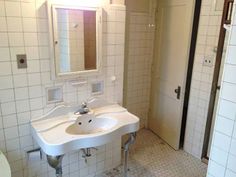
[
  {"x1": 203, "y1": 56, "x2": 214, "y2": 67},
  {"x1": 17, "y1": 54, "x2": 27, "y2": 69}
]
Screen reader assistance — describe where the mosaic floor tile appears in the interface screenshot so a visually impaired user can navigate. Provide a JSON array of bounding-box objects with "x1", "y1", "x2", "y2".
[{"x1": 101, "y1": 129, "x2": 207, "y2": 177}]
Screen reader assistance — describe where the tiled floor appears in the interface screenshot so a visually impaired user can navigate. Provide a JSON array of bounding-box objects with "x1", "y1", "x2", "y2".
[{"x1": 101, "y1": 129, "x2": 207, "y2": 177}]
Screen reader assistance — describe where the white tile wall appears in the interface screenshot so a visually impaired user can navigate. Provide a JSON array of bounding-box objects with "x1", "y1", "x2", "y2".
[
  {"x1": 184, "y1": 0, "x2": 224, "y2": 158},
  {"x1": 207, "y1": 2, "x2": 236, "y2": 177},
  {"x1": 124, "y1": 0, "x2": 156, "y2": 128},
  {"x1": 0, "y1": 0, "x2": 126, "y2": 177}
]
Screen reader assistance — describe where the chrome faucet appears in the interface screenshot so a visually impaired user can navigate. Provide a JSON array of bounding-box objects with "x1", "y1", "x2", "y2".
[{"x1": 74, "y1": 101, "x2": 90, "y2": 115}]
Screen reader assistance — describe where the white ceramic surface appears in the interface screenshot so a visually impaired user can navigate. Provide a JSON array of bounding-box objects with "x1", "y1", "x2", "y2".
[
  {"x1": 31, "y1": 103, "x2": 140, "y2": 156},
  {"x1": 0, "y1": 151, "x2": 11, "y2": 177},
  {"x1": 66, "y1": 114, "x2": 118, "y2": 135}
]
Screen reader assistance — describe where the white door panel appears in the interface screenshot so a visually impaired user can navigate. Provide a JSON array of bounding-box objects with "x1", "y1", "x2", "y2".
[{"x1": 149, "y1": 0, "x2": 195, "y2": 150}]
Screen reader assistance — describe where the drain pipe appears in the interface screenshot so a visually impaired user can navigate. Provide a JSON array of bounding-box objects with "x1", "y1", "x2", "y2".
[
  {"x1": 47, "y1": 155, "x2": 64, "y2": 177},
  {"x1": 123, "y1": 132, "x2": 136, "y2": 177}
]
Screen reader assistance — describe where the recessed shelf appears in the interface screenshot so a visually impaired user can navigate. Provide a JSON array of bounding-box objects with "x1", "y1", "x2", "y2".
[{"x1": 46, "y1": 86, "x2": 63, "y2": 104}]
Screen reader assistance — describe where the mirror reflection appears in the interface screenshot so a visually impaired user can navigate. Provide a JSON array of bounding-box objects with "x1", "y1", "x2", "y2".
[{"x1": 54, "y1": 7, "x2": 97, "y2": 74}]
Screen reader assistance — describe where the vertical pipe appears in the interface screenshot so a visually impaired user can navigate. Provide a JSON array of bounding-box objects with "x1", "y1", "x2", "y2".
[
  {"x1": 47, "y1": 155, "x2": 64, "y2": 177},
  {"x1": 124, "y1": 149, "x2": 129, "y2": 177},
  {"x1": 123, "y1": 133, "x2": 136, "y2": 177}
]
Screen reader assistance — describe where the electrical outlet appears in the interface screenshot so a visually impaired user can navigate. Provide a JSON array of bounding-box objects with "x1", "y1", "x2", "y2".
[
  {"x1": 203, "y1": 56, "x2": 214, "y2": 67},
  {"x1": 17, "y1": 54, "x2": 27, "y2": 69}
]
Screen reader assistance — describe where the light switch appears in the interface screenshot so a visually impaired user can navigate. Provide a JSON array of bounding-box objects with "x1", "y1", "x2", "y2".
[
  {"x1": 17, "y1": 54, "x2": 27, "y2": 69},
  {"x1": 203, "y1": 56, "x2": 214, "y2": 67}
]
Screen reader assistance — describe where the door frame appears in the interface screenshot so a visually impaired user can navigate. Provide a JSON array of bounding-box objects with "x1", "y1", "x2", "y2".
[
  {"x1": 201, "y1": 0, "x2": 235, "y2": 159},
  {"x1": 179, "y1": 0, "x2": 202, "y2": 148},
  {"x1": 148, "y1": 0, "x2": 200, "y2": 150}
]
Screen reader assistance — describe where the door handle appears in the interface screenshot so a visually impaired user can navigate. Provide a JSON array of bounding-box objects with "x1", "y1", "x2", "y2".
[{"x1": 174, "y1": 86, "x2": 181, "y2": 100}]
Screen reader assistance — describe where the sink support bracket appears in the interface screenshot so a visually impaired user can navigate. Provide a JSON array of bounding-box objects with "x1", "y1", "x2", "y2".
[
  {"x1": 123, "y1": 132, "x2": 136, "y2": 177},
  {"x1": 47, "y1": 155, "x2": 64, "y2": 177}
]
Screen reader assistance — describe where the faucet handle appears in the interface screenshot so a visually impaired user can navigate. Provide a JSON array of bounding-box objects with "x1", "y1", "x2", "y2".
[{"x1": 81, "y1": 101, "x2": 87, "y2": 108}]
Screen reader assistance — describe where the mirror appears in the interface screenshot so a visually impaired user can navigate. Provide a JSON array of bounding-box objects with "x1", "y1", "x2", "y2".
[{"x1": 50, "y1": 5, "x2": 102, "y2": 78}]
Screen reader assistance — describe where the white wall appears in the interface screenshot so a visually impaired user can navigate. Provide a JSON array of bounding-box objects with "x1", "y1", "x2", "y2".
[
  {"x1": 0, "y1": 0, "x2": 125, "y2": 176},
  {"x1": 124, "y1": 12, "x2": 154, "y2": 128},
  {"x1": 207, "y1": 2, "x2": 236, "y2": 177},
  {"x1": 124, "y1": 0, "x2": 155, "y2": 128},
  {"x1": 112, "y1": 0, "x2": 125, "y2": 5},
  {"x1": 184, "y1": 0, "x2": 224, "y2": 158},
  {"x1": 125, "y1": 0, "x2": 150, "y2": 13}
]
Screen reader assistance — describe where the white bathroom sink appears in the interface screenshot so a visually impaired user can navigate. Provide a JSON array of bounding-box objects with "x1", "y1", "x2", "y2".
[
  {"x1": 31, "y1": 103, "x2": 139, "y2": 156},
  {"x1": 66, "y1": 114, "x2": 118, "y2": 135}
]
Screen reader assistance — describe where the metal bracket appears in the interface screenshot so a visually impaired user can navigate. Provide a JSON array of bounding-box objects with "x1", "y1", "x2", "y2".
[{"x1": 26, "y1": 148, "x2": 42, "y2": 160}]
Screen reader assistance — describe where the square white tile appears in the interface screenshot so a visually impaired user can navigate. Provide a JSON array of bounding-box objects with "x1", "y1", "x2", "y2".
[
  {"x1": 5, "y1": 1, "x2": 21, "y2": 17},
  {"x1": 28, "y1": 73, "x2": 41, "y2": 86},
  {"x1": 21, "y1": 2, "x2": 35, "y2": 17},
  {"x1": 6, "y1": 17, "x2": 22, "y2": 32},
  {"x1": 29, "y1": 85, "x2": 42, "y2": 98},
  {"x1": 25, "y1": 47, "x2": 39, "y2": 60},
  {"x1": 0, "y1": 33, "x2": 9, "y2": 47},
  {"x1": 227, "y1": 154, "x2": 236, "y2": 173},
  {"x1": 3, "y1": 114, "x2": 17, "y2": 128},
  {"x1": 230, "y1": 26, "x2": 236, "y2": 45},
  {"x1": 16, "y1": 100, "x2": 30, "y2": 113},
  {"x1": 0, "y1": 89, "x2": 14, "y2": 103},
  {"x1": 27, "y1": 60, "x2": 40, "y2": 73},
  {"x1": 225, "y1": 170, "x2": 236, "y2": 177},
  {"x1": 14, "y1": 87, "x2": 29, "y2": 100},
  {"x1": 0, "y1": 47, "x2": 10, "y2": 62},
  {"x1": 0, "y1": 76, "x2": 13, "y2": 89},
  {"x1": 1, "y1": 101, "x2": 16, "y2": 116},
  {"x1": 0, "y1": 1, "x2": 6, "y2": 17},
  {"x1": 0, "y1": 62, "x2": 12, "y2": 76},
  {"x1": 13, "y1": 74, "x2": 28, "y2": 88},
  {"x1": 30, "y1": 97, "x2": 43, "y2": 110},
  {"x1": 218, "y1": 99, "x2": 236, "y2": 120},
  {"x1": 226, "y1": 46, "x2": 236, "y2": 65},
  {"x1": 24, "y1": 32, "x2": 38, "y2": 46},
  {"x1": 22, "y1": 18, "x2": 37, "y2": 32},
  {"x1": 8, "y1": 33, "x2": 24, "y2": 46},
  {"x1": 0, "y1": 17, "x2": 7, "y2": 32},
  {"x1": 17, "y1": 111, "x2": 30, "y2": 125},
  {"x1": 212, "y1": 131, "x2": 231, "y2": 152},
  {"x1": 215, "y1": 116, "x2": 234, "y2": 136},
  {"x1": 4, "y1": 126, "x2": 19, "y2": 140}
]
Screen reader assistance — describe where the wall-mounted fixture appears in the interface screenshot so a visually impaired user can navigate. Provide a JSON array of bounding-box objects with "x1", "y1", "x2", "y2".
[
  {"x1": 70, "y1": 80, "x2": 88, "y2": 87},
  {"x1": 26, "y1": 148, "x2": 42, "y2": 162},
  {"x1": 46, "y1": 86, "x2": 63, "y2": 104},
  {"x1": 16, "y1": 54, "x2": 27, "y2": 69},
  {"x1": 91, "y1": 81, "x2": 104, "y2": 95},
  {"x1": 203, "y1": 56, "x2": 214, "y2": 67},
  {"x1": 47, "y1": 1, "x2": 103, "y2": 79},
  {"x1": 111, "y1": 76, "x2": 116, "y2": 82}
]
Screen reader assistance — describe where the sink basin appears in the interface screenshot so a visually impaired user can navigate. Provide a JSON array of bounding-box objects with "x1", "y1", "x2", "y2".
[
  {"x1": 66, "y1": 114, "x2": 118, "y2": 135},
  {"x1": 31, "y1": 103, "x2": 139, "y2": 156}
]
